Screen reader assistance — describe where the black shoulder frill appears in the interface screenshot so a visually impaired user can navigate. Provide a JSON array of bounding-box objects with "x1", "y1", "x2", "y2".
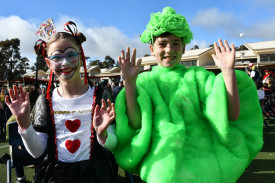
[{"x1": 31, "y1": 92, "x2": 51, "y2": 133}]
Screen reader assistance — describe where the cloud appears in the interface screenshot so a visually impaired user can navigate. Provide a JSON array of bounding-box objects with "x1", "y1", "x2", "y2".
[
  {"x1": 186, "y1": 40, "x2": 209, "y2": 50},
  {"x1": 0, "y1": 15, "x2": 148, "y2": 67},
  {"x1": 0, "y1": 16, "x2": 37, "y2": 55},
  {"x1": 192, "y1": 7, "x2": 275, "y2": 40},
  {"x1": 192, "y1": 8, "x2": 237, "y2": 32}
]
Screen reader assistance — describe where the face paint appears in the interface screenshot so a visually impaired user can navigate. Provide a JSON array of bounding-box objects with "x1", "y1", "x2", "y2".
[{"x1": 49, "y1": 47, "x2": 81, "y2": 80}]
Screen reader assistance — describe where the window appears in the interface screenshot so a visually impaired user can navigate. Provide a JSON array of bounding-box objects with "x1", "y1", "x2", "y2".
[
  {"x1": 180, "y1": 60, "x2": 197, "y2": 67},
  {"x1": 260, "y1": 54, "x2": 275, "y2": 62}
]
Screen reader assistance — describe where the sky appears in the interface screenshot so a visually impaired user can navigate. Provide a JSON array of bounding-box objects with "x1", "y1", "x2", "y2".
[{"x1": 1, "y1": 0, "x2": 275, "y2": 68}]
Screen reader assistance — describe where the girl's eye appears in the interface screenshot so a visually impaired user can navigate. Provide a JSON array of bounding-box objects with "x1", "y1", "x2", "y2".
[
  {"x1": 67, "y1": 52, "x2": 78, "y2": 58},
  {"x1": 50, "y1": 55, "x2": 62, "y2": 61}
]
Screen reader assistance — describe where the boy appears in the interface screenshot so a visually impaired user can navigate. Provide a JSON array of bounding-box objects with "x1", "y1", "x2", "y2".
[{"x1": 113, "y1": 7, "x2": 263, "y2": 183}]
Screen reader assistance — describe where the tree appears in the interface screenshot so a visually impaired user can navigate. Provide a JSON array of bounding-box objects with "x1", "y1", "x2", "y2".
[
  {"x1": 104, "y1": 55, "x2": 115, "y2": 68},
  {"x1": 88, "y1": 59, "x2": 102, "y2": 68},
  {"x1": 87, "y1": 55, "x2": 117, "y2": 69},
  {"x1": 31, "y1": 55, "x2": 47, "y2": 72},
  {"x1": 190, "y1": 45, "x2": 199, "y2": 50},
  {"x1": 0, "y1": 38, "x2": 30, "y2": 82}
]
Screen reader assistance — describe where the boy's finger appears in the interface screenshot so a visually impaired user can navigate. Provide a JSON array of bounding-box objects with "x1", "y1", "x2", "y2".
[
  {"x1": 213, "y1": 42, "x2": 221, "y2": 54},
  {"x1": 136, "y1": 59, "x2": 142, "y2": 69},
  {"x1": 126, "y1": 47, "x2": 130, "y2": 62},
  {"x1": 131, "y1": 48, "x2": 137, "y2": 66},
  {"x1": 218, "y1": 39, "x2": 226, "y2": 52},
  {"x1": 224, "y1": 40, "x2": 231, "y2": 52}
]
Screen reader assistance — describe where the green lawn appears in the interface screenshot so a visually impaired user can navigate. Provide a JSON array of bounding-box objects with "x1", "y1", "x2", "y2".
[
  {"x1": 1, "y1": 119, "x2": 274, "y2": 183},
  {"x1": 0, "y1": 132, "x2": 143, "y2": 183}
]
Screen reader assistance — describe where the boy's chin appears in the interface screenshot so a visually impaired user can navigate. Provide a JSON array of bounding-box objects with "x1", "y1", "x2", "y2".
[{"x1": 159, "y1": 62, "x2": 179, "y2": 68}]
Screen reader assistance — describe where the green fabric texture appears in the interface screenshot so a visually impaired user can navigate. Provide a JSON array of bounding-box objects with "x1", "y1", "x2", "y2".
[
  {"x1": 140, "y1": 7, "x2": 194, "y2": 44},
  {"x1": 114, "y1": 64, "x2": 263, "y2": 183}
]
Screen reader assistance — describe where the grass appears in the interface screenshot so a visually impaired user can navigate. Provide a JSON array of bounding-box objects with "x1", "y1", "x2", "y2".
[
  {"x1": 0, "y1": 132, "x2": 143, "y2": 183},
  {"x1": 0, "y1": 119, "x2": 274, "y2": 183}
]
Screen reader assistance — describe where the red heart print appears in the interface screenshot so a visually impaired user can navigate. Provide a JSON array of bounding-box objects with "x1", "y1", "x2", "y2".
[
  {"x1": 65, "y1": 119, "x2": 81, "y2": 133},
  {"x1": 65, "y1": 139, "x2": 81, "y2": 154}
]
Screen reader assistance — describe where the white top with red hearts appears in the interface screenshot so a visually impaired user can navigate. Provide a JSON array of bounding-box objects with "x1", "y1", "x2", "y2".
[
  {"x1": 19, "y1": 86, "x2": 117, "y2": 162},
  {"x1": 51, "y1": 86, "x2": 95, "y2": 162}
]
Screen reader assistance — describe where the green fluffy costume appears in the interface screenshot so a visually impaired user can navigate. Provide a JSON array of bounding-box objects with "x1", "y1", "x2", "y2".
[{"x1": 113, "y1": 7, "x2": 263, "y2": 183}]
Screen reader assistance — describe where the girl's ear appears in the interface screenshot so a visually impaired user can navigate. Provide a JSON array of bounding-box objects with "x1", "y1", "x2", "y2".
[
  {"x1": 149, "y1": 44, "x2": 154, "y2": 56},
  {"x1": 45, "y1": 58, "x2": 52, "y2": 69}
]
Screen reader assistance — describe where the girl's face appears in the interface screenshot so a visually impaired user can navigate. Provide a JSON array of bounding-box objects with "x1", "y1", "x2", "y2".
[
  {"x1": 46, "y1": 39, "x2": 81, "y2": 81},
  {"x1": 149, "y1": 34, "x2": 185, "y2": 68}
]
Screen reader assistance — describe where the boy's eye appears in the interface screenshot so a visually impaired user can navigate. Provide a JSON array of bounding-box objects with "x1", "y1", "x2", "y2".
[{"x1": 158, "y1": 42, "x2": 167, "y2": 46}]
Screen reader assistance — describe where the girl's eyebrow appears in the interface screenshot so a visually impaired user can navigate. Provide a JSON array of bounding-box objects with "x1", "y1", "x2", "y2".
[{"x1": 50, "y1": 47, "x2": 77, "y2": 56}]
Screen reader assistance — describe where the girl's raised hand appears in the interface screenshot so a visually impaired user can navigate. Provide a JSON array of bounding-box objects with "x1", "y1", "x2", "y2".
[
  {"x1": 118, "y1": 47, "x2": 142, "y2": 82},
  {"x1": 93, "y1": 99, "x2": 116, "y2": 142},
  {"x1": 212, "y1": 39, "x2": 236, "y2": 72},
  {"x1": 5, "y1": 85, "x2": 31, "y2": 130}
]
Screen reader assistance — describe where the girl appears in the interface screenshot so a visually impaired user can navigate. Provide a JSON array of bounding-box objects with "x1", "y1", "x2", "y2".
[{"x1": 5, "y1": 22, "x2": 117, "y2": 183}]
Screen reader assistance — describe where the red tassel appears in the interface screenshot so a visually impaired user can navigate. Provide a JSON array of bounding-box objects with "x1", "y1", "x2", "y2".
[
  {"x1": 79, "y1": 44, "x2": 88, "y2": 85},
  {"x1": 46, "y1": 70, "x2": 53, "y2": 99}
]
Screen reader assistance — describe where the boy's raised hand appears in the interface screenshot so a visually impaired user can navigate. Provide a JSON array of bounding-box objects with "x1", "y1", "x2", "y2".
[
  {"x1": 93, "y1": 99, "x2": 116, "y2": 142},
  {"x1": 212, "y1": 39, "x2": 236, "y2": 71},
  {"x1": 118, "y1": 47, "x2": 142, "y2": 82},
  {"x1": 5, "y1": 85, "x2": 31, "y2": 130}
]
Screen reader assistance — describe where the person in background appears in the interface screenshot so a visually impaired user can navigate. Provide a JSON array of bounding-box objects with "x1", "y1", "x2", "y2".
[
  {"x1": 255, "y1": 81, "x2": 265, "y2": 100},
  {"x1": 262, "y1": 70, "x2": 274, "y2": 83},
  {"x1": 113, "y1": 81, "x2": 124, "y2": 99},
  {"x1": 6, "y1": 85, "x2": 40, "y2": 183},
  {"x1": 247, "y1": 63, "x2": 261, "y2": 81}
]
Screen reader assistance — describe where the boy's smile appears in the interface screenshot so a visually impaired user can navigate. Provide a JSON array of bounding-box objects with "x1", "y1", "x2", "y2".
[{"x1": 150, "y1": 34, "x2": 185, "y2": 68}]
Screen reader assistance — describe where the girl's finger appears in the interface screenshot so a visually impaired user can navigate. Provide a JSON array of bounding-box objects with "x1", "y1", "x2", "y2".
[
  {"x1": 9, "y1": 89, "x2": 15, "y2": 102},
  {"x1": 121, "y1": 50, "x2": 125, "y2": 63},
  {"x1": 93, "y1": 105, "x2": 99, "y2": 118},
  {"x1": 19, "y1": 85, "x2": 25, "y2": 99},
  {"x1": 106, "y1": 99, "x2": 112, "y2": 112},
  {"x1": 5, "y1": 95, "x2": 11, "y2": 105},
  {"x1": 100, "y1": 99, "x2": 106, "y2": 111},
  {"x1": 13, "y1": 85, "x2": 20, "y2": 98}
]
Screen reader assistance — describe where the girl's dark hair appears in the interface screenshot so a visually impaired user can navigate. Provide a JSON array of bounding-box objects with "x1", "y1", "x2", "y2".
[{"x1": 34, "y1": 32, "x2": 86, "y2": 57}]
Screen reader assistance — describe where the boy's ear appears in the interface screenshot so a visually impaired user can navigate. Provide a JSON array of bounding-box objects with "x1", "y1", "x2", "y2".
[
  {"x1": 182, "y1": 44, "x2": 186, "y2": 54},
  {"x1": 149, "y1": 44, "x2": 154, "y2": 56},
  {"x1": 45, "y1": 58, "x2": 52, "y2": 69}
]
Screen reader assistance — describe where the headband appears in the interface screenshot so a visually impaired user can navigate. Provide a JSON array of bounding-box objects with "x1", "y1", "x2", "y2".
[{"x1": 34, "y1": 20, "x2": 88, "y2": 100}]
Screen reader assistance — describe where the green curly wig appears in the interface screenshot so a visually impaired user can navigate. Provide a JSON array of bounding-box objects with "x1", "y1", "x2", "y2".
[{"x1": 140, "y1": 7, "x2": 194, "y2": 44}]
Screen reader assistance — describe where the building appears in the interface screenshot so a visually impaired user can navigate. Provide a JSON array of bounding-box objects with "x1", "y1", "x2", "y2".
[{"x1": 139, "y1": 40, "x2": 275, "y2": 76}]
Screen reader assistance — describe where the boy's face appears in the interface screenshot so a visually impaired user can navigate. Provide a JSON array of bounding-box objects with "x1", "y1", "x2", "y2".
[{"x1": 150, "y1": 34, "x2": 185, "y2": 68}]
